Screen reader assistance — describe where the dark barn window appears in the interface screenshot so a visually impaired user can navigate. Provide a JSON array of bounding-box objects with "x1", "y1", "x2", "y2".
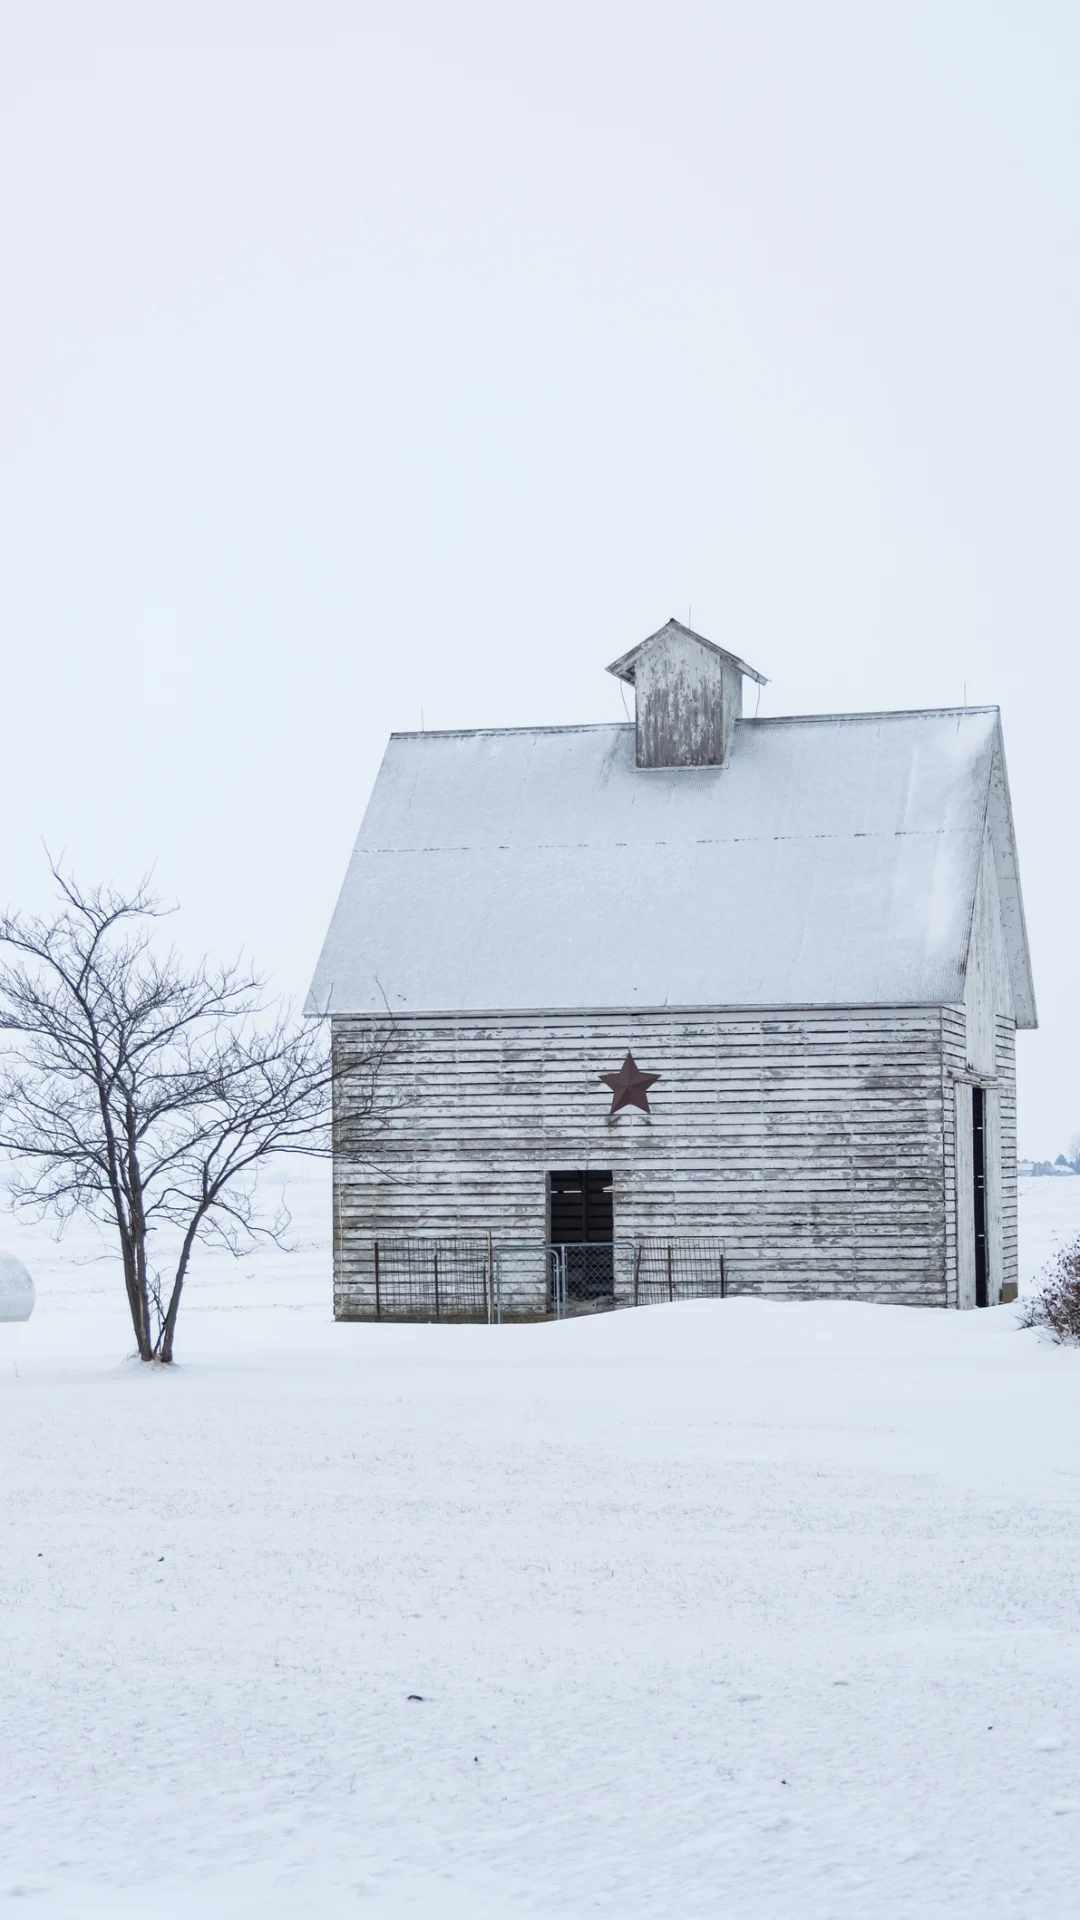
[{"x1": 548, "y1": 1170, "x2": 614, "y2": 1309}]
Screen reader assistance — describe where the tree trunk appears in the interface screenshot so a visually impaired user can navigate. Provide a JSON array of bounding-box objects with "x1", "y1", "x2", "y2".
[
  {"x1": 157, "y1": 1206, "x2": 208, "y2": 1363},
  {"x1": 116, "y1": 1222, "x2": 153, "y2": 1360},
  {"x1": 125, "y1": 1109, "x2": 155, "y2": 1359}
]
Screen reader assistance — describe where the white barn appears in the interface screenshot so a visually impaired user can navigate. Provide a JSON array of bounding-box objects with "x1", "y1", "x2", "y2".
[{"x1": 309, "y1": 620, "x2": 1036, "y2": 1319}]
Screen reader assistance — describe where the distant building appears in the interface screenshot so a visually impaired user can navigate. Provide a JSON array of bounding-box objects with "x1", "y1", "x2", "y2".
[{"x1": 309, "y1": 620, "x2": 1036, "y2": 1316}]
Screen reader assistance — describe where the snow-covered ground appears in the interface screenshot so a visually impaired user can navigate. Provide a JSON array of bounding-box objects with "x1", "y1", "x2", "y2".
[
  {"x1": 2, "y1": 1174, "x2": 1079, "y2": 1919},
  {"x1": 1015, "y1": 1173, "x2": 1080, "y2": 1288}
]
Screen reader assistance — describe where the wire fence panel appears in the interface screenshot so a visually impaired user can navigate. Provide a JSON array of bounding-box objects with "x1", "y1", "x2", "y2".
[
  {"x1": 632, "y1": 1238, "x2": 726, "y2": 1305},
  {"x1": 566, "y1": 1242, "x2": 614, "y2": 1311},
  {"x1": 491, "y1": 1243, "x2": 557, "y2": 1321},
  {"x1": 372, "y1": 1238, "x2": 492, "y2": 1321},
  {"x1": 555, "y1": 1242, "x2": 621, "y2": 1316},
  {"x1": 492, "y1": 1241, "x2": 639, "y2": 1319},
  {"x1": 355, "y1": 1237, "x2": 726, "y2": 1322}
]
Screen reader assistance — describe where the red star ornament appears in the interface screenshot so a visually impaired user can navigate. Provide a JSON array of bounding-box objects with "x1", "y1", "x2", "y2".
[{"x1": 600, "y1": 1052, "x2": 661, "y2": 1116}]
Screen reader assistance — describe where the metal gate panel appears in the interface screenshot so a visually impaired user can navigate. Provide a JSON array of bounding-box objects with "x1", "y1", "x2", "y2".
[{"x1": 362, "y1": 1238, "x2": 726, "y2": 1322}]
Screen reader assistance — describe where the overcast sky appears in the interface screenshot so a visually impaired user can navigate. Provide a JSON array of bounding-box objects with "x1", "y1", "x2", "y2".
[{"x1": 1, "y1": 2, "x2": 1077, "y2": 1155}]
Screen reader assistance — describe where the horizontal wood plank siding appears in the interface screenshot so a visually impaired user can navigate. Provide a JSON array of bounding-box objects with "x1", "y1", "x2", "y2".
[
  {"x1": 332, "y1": 1006, "x2": 952, "y2": 1318},
  {"x1": 941, "y1": 1006, "x2": 966, "y2": 1309},
  {"x1": 997, "y1": 1015, "x2": 1018, "y2": 1297},
  {"x1": 940, "y1": 1005, "x2": 1018, "y2": 1307}
]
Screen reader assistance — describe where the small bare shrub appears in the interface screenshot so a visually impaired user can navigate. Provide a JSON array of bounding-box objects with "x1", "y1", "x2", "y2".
[{"x1": 1019, "y1": 1238, "x2": 1080, "y2": 1344}]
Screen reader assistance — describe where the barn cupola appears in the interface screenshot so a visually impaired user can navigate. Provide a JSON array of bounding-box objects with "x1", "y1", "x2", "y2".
[{"x1": 607, "y1": 619, "x2": 768, "y2": 769}]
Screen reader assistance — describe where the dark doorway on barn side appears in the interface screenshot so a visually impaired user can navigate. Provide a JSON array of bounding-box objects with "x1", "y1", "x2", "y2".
[
  {"x1": 548, "y1": 1170, "x2": 615, "y2": 1311},
  {"x1": 972, "y1": 1085, "x2": 988, "y2": 1309}
]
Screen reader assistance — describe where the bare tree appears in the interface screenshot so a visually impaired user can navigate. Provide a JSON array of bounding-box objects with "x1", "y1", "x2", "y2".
[{"x1": 0, "y1": 867, "x2": 388, "y2": 1361}]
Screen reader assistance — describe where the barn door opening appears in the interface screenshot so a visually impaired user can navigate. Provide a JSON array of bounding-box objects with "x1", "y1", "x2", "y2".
[
  {"x1": 549, "y1": 1170, "x2": 614, "y2": 1309},
  {"x1": 972, "y1": 1086, "x2": 988, "y2": 1309},
  {"x1": 956, "y1": 1080, "x2": 998, "y2": 1309}
]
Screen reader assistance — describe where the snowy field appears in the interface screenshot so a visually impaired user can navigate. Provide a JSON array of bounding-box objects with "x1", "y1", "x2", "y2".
[{"x1": 2, "y1": 1173, "x2": 1080, "y2": 1919}]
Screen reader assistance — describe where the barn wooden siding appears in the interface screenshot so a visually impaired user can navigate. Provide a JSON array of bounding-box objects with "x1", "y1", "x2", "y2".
[
  {"x1": 331, "y1": 1004, "x2": 997, "y2": 1319},
  {"x1": 941, "y1": 1004, "x2": 1017, "y2": 1309},
  {"x1": 628, "y1": 628, "x2": 743, "y2": 767},
  {"x1": 997, "y1": 1016, "x2": 1018, "y2": 1298}
]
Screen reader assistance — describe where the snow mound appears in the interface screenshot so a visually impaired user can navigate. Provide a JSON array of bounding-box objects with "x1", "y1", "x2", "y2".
[{"x1": 0, "y1": 1250, "x2": 34, "y2": 1321}]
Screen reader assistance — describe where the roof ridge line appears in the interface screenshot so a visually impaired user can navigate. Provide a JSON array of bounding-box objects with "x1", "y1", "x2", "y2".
[
  {"x1": 388, "y1": 706, "x2": 999, "y2": 743},
  {"x1": 389, "y1": 722, "x2": 629, "y2": 740}
]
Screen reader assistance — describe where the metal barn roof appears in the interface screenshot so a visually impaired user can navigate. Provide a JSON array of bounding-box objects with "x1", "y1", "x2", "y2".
[{"x1": 307, "y1": 708, "x2": 1036, "y2": 1024}]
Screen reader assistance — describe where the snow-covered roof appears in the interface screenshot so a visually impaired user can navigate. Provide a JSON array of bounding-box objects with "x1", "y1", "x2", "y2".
[{"x1": 307, "y1": 707, "x2": 1036, "y2": 1025}]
